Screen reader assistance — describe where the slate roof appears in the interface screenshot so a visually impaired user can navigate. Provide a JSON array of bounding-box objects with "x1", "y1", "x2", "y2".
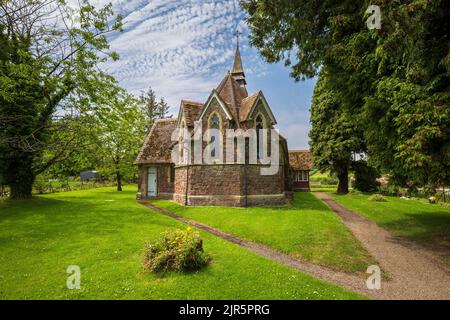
[
  {"x1": 180, "y1": 100, "x2": 203, "y2": 127},
  {"x1": 289, "y1": 150, "x2": 313, "y2": 171},
  {"x1": 216, "y1": 72, "x2": 248, "y2": 123},
  {"x1": 239, "y1": 91, "x2": 260, "y2": 122},
  {"x1": 134, "y1": 118, "x2": 177, "y2": 165}
]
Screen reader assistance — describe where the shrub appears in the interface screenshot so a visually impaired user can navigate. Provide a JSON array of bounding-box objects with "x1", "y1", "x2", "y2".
[
  {"x1": 143, "y1": 227, "x2": 210, "y2": 273},
  {"x1": 353, "y1": 162, "x2": 380, "y2": 192},
  {"x1": 378, "y1": 184, "x2": 402, "y2": 196},
  {"x1": 368, "y1": 194, "x2": 387, "y2": 202}
]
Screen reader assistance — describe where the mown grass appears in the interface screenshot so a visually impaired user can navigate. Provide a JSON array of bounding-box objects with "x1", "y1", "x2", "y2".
[
  {"x1": 331, "y1": 192, "x2": 450, "y2": 266},
  {"x1": 153, "y1": 193, "x2": 376, "y2": 273},
  {"x1": 0, "y1": 186, "x2": 363, "y2": 300}
]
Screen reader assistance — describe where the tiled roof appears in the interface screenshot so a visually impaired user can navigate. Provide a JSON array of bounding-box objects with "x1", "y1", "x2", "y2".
[
  {"x1": 289, "y1": 150, "x2": 313, "y2": 171},
  {"x1": 134, "y1": 118, "x2": 177, "y2": 165},
  {"x1": 239, "y1": 91, "x2": 260, "y2": 122},
  {"x1": 216, "y1": 72, "x2": 248, "y2": 122},
  {"x1": 181, "y1": 100, "x2": 203, "y2": 127}
]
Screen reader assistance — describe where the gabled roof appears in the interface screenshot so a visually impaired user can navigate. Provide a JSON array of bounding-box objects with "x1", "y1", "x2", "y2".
[
  {"x1": 240, "y1": 91, "x2": 260, "y2": 122},
  {"x1": 239, "y1": 91, "x2": 277, "y2": 124},
  {"x1": 289, "y1": 150, "x2": 313, "y2": 171},
  {"x1": 198, "y1": 88, "x2": 234, "y2": 122},
  {"x1": 177, "y1": 100, "x2": 204, "y2": 127},
  {"x1": 134, "y1": 118, "x2": 177, "y2": 165},
  {"x1": 215, "y1": 72, "x2": 248, "y2": 122}
]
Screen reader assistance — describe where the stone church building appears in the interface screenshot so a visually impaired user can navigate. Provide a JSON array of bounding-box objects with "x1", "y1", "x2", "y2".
[{"x1": 134, "y1": 44, "x2": 312, "y2": 206}]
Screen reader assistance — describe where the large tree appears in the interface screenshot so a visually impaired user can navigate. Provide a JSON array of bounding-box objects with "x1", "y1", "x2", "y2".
[
  {"x1": 310, "y1": 71, "x2": 365, "y2": 194},
  {"x1": 92, "y1": 90, "x2": 147, "y2": 191},
  {"x1": 139, "y1": 87, "x2": 170, "y2": 134},
  {"x1": 0, "y1": 0, "x2": 122, "y2": 199},
  {"x1": 242, "y1": 0, "x2": 450, "y2": 190}
]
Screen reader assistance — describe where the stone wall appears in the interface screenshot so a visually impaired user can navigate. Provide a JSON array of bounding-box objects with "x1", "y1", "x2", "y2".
[{"x1": 173, "y1": 163, "x2": 288, "y2": 206}]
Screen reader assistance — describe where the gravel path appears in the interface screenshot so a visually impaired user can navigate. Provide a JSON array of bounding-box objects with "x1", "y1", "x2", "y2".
[
  {"x1": 314, "y1": 192, "x2": 450, "y2": 300},
  {"x1": 140, "y1": 198, "x2": 450, "y2": 300}
]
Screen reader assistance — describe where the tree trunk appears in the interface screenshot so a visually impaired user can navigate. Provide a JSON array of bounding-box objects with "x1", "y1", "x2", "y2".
[
  {"x1": 116, "y1": 171, "x2": 122, "y2": 191},
  {"x1": 337, "y1": 167, "x2": 349, "y2": 194},
  {"x1": 7, "y1": 155, "x2": 35, "y2": 199}
]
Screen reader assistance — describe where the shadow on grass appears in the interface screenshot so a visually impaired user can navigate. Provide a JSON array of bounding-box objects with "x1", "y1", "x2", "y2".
[{"x1": 0, "y1": 192, "x2": 176, "y2": 247}]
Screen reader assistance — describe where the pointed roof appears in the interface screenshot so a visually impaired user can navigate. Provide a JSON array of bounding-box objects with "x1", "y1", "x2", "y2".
[
  {"x1": 216, "y1": 72, "x2": 248, "y2": 122},
  {"x1": 232, "y1": 43, "x2": 244, "y2": 75},
  {"x1": 231, "y1": 42, "x2": 247, "y2": 87},
  {"x1": 239, "y1": 90, "x2": 277, "y2": 124}
]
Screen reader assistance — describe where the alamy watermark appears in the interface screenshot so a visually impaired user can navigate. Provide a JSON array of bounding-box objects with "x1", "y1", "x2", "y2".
[
  {"x1": 171, "y1": 121, "x2": 280, "y2": 175},
  {"x1": 366, "y1": 265, "x2": 381, "y2": 290},
  {"x1": 366, "y1": 5, "x2": 381, "y2": 30},
  {"x1": 66, "y1": 265, "x2": 80, "y2": 290}
]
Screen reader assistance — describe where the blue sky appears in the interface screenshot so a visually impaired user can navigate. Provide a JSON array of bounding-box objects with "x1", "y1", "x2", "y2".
[{"x1": 94, "y1": 0, "x2": 316, "y2": 149}]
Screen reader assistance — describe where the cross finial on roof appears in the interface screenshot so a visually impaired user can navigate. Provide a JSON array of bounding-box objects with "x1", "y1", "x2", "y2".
[
  {"x1": 234, "y1": 29, "x2": 241, "y2": 47},
  {"x1": 231, "y1": 29, "x2": 246, "y2": 87}
]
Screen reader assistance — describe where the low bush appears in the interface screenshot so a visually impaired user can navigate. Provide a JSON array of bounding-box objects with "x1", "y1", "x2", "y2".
[
  {"x1": 368, "y1": 194, "x2": 387, "y2": 202},
  {"x1": 143, "y1": 227, "x2": 210, "y2": 273},
  {"x1": 378, "y1": 184, "x2": 403, "y2": 196}
]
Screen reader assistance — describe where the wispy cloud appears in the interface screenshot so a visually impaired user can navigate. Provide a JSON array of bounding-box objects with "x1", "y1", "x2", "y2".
[
  {"x1": 88, "y1": 0, "x2": 313, "y2": 149},
  {"x1": 93, "y1": 0, "x2": 267, "y2": 112}
]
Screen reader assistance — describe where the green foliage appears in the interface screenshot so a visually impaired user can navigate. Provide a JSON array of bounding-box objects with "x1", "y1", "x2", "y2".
[
  {"x1": 33, "y1": 174, "x2": 53, "y2": 194},
  {"x1": 368, "y1": 194, "x2": 387, "y2": 202},
  {"x1": 353, "y1": 162, "x2": 379, "y2": 192},
  {"x1": 143, "y1": 227, "x2": 210, "y2": 273},
  {"x1": 243, "y1": 0, "x2": 450, "y2": 190},
  {"x1": 139, "y1": 87, "x2": 170, "y2": 134},
  {"x1": 310, "y1": 173, "x2": 338, "y2": 186},
  {"x1": 309, "y1": 71, "x2": 365, "y2": 193},
  {"x1": 0, "y1": 1, "x2": 122, "y2": 199},
  {"x1": 377, "y1": 184, "x2": 402, "y2": 197}
]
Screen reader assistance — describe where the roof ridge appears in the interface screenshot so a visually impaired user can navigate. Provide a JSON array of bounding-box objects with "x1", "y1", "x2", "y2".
[
  {"x1": 155, "y1": 117, "x2": 176, "y2": 122},
  {"x1": 181, "y1": 99, "x2": 204, "y2": 106},
  {"x1": 242, "y1": 90, "x2": 260, "y2": 102}
]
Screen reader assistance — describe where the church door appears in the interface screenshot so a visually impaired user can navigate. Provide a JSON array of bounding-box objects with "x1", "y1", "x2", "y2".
[{"x1": 147, "y1": 167, "x2": 157, "y2": 197}]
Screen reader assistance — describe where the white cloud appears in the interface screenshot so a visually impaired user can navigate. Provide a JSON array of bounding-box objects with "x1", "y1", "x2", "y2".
[
  {"x1": 93, "y1": 0, "x2": 264, "y2": 109},
  {"x1": 87, "y1": 0, "x2": 311, "y2": 149}
]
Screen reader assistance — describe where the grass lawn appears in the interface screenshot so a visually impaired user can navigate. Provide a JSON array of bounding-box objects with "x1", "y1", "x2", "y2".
[
  {"x1": 153, "y1": 193, "x2": 376, "y2": 273},
  {"x1": 311, "y1": 187, "x2": 337, "y2": 192},
  {"x1": 0, "y1": 186, "x2": 363, "y2": 300},
  {"x1": 330, "y1": 192, "x2": 450, "y2": 265}
]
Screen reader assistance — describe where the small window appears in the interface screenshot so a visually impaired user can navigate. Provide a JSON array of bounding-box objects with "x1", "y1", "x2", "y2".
[
  {"x1": 296, "y1": 170, "x2": 309, "y2": 181},
  {"x1": 302, "y1": 171, "x2": 309, "y2": 181}
]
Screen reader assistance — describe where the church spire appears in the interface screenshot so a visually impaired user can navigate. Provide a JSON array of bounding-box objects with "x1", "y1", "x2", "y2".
[{"x1": 231, "y1": 30, "x2": 246, "y2": 87}]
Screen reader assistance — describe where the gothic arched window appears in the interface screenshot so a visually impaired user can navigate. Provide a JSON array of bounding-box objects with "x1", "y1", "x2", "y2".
[
  {"x1": 209, "y1": 113, "x2": 221, "y2": 158},
  {"x1": 256, "y1": 115, "x2": 264, "y2": 160},
  {"x1": 179, "y1": 120, "x2": 186, "y2": 162}
]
